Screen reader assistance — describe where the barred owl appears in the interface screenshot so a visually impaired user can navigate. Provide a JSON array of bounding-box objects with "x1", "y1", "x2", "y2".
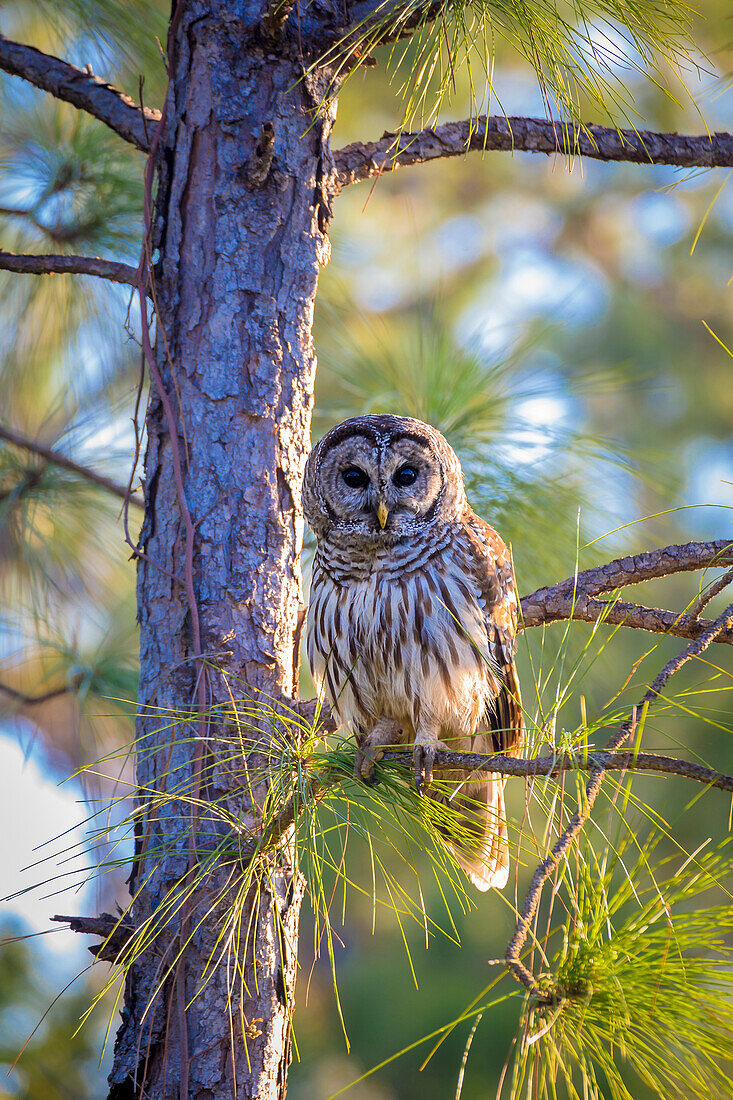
[{"x1": 302, "y1": 414, "x2": 522, "y2": 890}]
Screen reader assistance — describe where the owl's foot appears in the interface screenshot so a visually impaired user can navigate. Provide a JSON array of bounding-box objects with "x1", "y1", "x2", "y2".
[
  {"x1": 354, "y1": 744, "x2": 384, "y2": 785},
  {"x1": 354, "y1": 719, "x2": 403, "y2": 785},
  {"x1": 413, "y1": 739, "x2": 449, "y2": 796}
]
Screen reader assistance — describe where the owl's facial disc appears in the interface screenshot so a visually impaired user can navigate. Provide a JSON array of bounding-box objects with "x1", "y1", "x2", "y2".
[
  {"x1": 378, "y1": 438, "x2": 443, "y2": 534},
  {"x1": 317, "y1": 433, "x2": 444, "y2": 539}
]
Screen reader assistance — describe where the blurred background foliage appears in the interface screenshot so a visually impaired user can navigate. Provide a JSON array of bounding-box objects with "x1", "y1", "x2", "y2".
[{"x1": 0, "y1": 0, "x2": 732, "y2": 1096}]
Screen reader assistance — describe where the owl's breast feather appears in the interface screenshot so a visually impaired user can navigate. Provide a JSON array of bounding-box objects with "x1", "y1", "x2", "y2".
[{"x1": 307, "y1": 553, "x2": 499, "y2": 735}]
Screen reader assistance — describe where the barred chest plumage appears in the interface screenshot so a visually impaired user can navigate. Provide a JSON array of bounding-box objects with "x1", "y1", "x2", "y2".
[{"x1": 307, "y1": 525, "x2": 501, "y2": 741}]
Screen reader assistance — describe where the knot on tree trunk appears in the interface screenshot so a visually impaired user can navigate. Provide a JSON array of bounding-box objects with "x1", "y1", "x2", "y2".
[{"x1": 244, "y1": 121, "x2": 276, "y2": 188}]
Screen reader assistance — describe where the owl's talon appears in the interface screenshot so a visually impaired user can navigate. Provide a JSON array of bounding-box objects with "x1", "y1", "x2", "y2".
[
  {"x1": 354, "y1": 745, "x2": 384, "y2": 785},
  {"x1": 413, "y1": 744, "x2": 433, "y2": 795},
  {"x1": 413, "y1": 740, "x2": 449, "y2": 795}
]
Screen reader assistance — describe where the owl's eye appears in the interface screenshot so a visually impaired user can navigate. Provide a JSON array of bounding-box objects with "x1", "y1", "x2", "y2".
[
  {"x1": 342, "y1": 467, "x2": 369, "y2": 489},
  {"x1": 393, "y1": 465, "x2": 418, "y2": 487}
]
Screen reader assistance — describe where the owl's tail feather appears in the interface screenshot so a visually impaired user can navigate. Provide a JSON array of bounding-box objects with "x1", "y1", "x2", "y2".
[{"x1": 434, "y1": 775, "x2": 510, "y2": 891}]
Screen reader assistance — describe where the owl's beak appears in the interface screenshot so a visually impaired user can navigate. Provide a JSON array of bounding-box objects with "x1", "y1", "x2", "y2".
[{"x1": 376, "y1": 500, "x2": 389, "y2": 529}]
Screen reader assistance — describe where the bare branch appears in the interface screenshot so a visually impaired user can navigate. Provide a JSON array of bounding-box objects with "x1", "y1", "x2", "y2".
[
  {"x1": 519, "y1": 538, "x2": 733, "y2": 641},
  {"x1": 689, "y1": 567, "x2": 733, "y2": 621},
  {"x1": 504, "y1": 599, "x2": 733, "y2": 991},
  {"x1": 0, "y1": 681, "x2": 73, "y2": 706},
  {"x1": 387, "y1": 748, "x2": 733, "y2": 795},
  {"x1": 522, "y1": 595, "x2": 733, "y2": 645},
  {"x1": 0, "y1": 34, "x2": 158, "y2": 152},
  {"x1": 523, "y1": 539, "x2": 733, "y2": 605},
  {"x1": 0, "y1": 250, "x2": 138, "y2": 286},
  {"x1": 334, "y1": 115, "x2": 733, "y2": 188},
  {"x1": 0, "y1": 423, "x2": 145, "y2": 510},
  {"x1": 52, "y1": 913, "x2": 135, "y2": 961}
]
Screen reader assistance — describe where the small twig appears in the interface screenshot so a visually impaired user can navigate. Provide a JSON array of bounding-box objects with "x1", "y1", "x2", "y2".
[
  {"x1": 51, "y1": 913, "x2": 135, "y2": 962},
  {"x1": 0, "y1": 33, "x2": 159, "y2": 152},
  {"x1": 0, "y1": 422, "x2": 144, "y2": 509},
  {"x1": 689, "y1": 567, "x2": 733, "y2": 621},
  {"x1": 122, "y1": 351, "x2": 148, "y2": 542},
  {"x1": 0, "y1": 681, "x2": 73, "y2": 706},
  {"x1": 503, "y1": 599, "x2": 733, "y2": 992},
  {"x1": 0, "y1": 249, "x2": 138, "y2": 286}
]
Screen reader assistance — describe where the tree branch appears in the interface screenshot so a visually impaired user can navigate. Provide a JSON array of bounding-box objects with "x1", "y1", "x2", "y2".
[
  {"x1": 0, "y1": 34, "x2": 158, "y2": 152},
  {"x1": 523, "y1": 539, "x2": 733, "y2": 604},
  {"x1": 521, "y1": 595, "x2": 733, "y2": 645},
  {"x1": 0, "y1": 250, "x2": 138, "y2": 286},
  {"x1": 0, "y1": 682, "x2": 73, "y2": 706},
  {"x1": 386, "y1": 748, "x2": 733, "y2": 795},
  {"x1": 518, "y1": 538, "x2": 733, "y2": 641},
  {"x1": 57, "y1": 743, "x2": 733, "y2": 961},
  {"x1": 334, "y1": 116, "x2": 733, "y2": 188},
  {"x1": 689, "y1": 567, "x2": 733, "y2": 621},
  {"x1": 51, "y1": 913, "x2": 135, "y2": 961},
  {"x1": 0, "y1": 423, "x2": 145, "y2": 510},
  {"x1": 503, "y1": 599, "x2": 733, "y2": 991}
]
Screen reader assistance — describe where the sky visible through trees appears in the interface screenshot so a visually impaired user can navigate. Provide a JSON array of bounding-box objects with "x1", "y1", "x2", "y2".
[{"x1": 1, "y1": 1, "x2": 733, "y2": 1097}]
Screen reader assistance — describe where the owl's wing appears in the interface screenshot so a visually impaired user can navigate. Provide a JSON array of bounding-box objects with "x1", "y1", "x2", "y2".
[{"x1": 460, "y1": 512, "x2": 523, "y2": 757}]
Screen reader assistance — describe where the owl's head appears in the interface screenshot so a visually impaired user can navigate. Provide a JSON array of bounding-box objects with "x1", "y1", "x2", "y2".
[{"x1": 302, "y1": 414, "x2": 467, "y2": 541}]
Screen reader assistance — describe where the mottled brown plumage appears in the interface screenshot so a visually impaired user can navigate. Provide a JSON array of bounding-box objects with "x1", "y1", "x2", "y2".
[{"x1": 302, "y1": 414, "x2": 522, "y2": 890}]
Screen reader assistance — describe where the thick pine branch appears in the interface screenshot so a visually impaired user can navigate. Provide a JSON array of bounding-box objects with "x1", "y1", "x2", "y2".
[
  {"x1": 0, "y1": 250, "x2": 138, "y2": 286},
  {"x1": 2, "y1": 35, "x2": 732, "y2": 183},
  {"x1": 0, "y1": 34, "x2": 159, "y2": 151},
  {"x1": 523, "y1": 539, "x2": 733, "y2": 601},
  {"x1": 335, "y1": 115, "x2": 733, "y2": 187},
  {"x1": 0, "y1": 423, "x2": 144, "y2": 509}
]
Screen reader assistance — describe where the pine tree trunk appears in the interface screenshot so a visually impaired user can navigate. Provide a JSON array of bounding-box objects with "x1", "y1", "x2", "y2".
[{"x1": 109, "y1": 5, "x2": 338, "y2": 1096}]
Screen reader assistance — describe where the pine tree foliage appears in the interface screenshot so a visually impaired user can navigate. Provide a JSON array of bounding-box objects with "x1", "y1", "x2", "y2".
[
  {"x1": 329, "y1": 0, "x2": 698, "y2": 127},
  {"x1": 0, "y1": 0, "x2": 732, "y2": 1097}
]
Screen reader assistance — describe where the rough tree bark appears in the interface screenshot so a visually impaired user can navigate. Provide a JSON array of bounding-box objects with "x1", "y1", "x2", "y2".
[{"x1": 110, "y1": 5, "x2": 340, "y2": 1097}]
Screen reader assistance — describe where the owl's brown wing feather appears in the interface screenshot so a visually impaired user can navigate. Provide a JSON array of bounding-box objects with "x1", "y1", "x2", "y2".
[{"x1": 460, "y1": 510, "x2": 523, "y2": 758}]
